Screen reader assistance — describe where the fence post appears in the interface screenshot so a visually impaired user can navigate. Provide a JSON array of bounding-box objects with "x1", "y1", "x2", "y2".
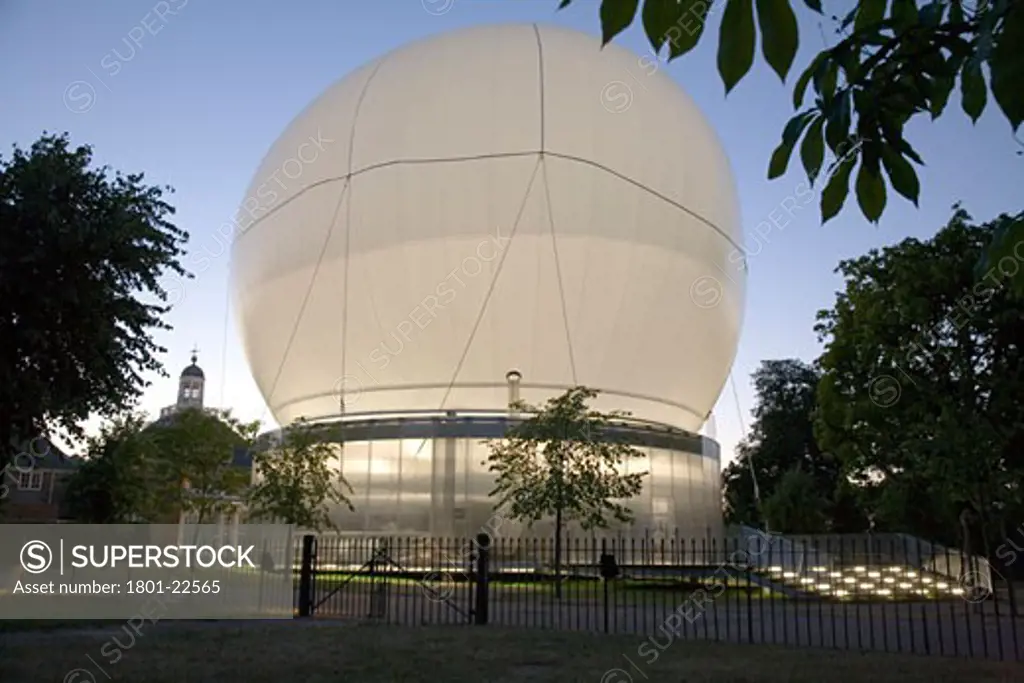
[
  {"x1": 602, "y1": 538, "x2": 609, "y2": 634},
  {"x1": 297, "y1": 534, "x2": 316, "y2": 618},
  {"x1": 474, "y1": 532, "x2": 491, "y2": 625},
  {"x1": 369, "y1": 537, "x2": 389, "y2": 619},
  {"x1": 746, "y1": 558, "x2": 754, "y2": 644}
]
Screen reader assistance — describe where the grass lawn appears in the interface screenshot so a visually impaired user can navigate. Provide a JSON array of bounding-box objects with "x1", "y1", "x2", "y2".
[
  {"x1": 0, "y1": 618, "x2": 122, "y2": 632},
  {"x1": 2, "y1": 622, "x2": 1020, "y2": 682},
  {"x1": 313, "y1": 572, "x2": 769, "y2": 596}
]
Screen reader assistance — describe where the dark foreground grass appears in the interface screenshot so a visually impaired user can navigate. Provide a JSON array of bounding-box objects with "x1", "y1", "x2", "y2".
[
  {"x1": 0, "y1": 618, "x2": 121, "y2": 633},
  {"x1": 2, "y1": 622, "x2": 1021, "y2": 682}
]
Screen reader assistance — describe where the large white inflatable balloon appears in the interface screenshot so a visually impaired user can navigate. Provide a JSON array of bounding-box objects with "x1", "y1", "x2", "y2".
[{"x1": 231, "y1": 23, "x2": 745, "y2": 430}]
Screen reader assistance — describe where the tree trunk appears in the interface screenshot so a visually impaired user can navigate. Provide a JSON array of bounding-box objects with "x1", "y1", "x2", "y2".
[
  {"x1": 553, "y1": 451, "x2": 564, "y2": 600},
  {"x1": 554, "y1": 503, "x2": 563, "y2": 600},
  {"x1": 960, "y1": 507, "x2": 973, "y2": 563},
  {"x1": 977, "y1": 490, "x2": 994, "y2": 609},
  {"x1": 960, "y1": 502, "x2": 980, "y2": 609}
]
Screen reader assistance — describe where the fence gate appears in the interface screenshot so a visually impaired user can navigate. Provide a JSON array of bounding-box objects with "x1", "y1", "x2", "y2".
[{"x1": 297, "y1": 535, "x2": 481, "y2": 625}]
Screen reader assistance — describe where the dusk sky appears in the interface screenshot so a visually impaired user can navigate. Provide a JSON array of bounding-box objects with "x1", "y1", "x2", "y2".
[{"x1": 2, "y1": 0, "x2": 1020, "y2": 464}]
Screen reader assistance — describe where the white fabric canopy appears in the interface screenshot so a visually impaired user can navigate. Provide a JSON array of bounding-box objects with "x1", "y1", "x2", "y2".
[{"x1": 231, "y1": 23, "x2": 745, "y2": 430}]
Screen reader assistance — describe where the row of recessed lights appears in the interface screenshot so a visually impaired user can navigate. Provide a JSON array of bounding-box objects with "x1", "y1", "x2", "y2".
[
  {"x1": 769, "y1": 565, "x2": 917, "y2": 575},
  {"x1": 766, "y1": 566, "x2": 965, "y2": 597}
]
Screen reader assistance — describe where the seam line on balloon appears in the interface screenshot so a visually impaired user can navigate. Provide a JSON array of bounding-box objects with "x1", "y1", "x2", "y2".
[
  {"x1": 547, "y1": 152, "x2": 738, "y2": 252},
  {"x1": 540, "y1": 156, "x2": 578, "y2": 385},
  {"x1": 341, "y1": 57, "x2": 389, "y2": 414},
  {"x1": 236, "y1": 151, "x2": 540, "y2": 240},
  {"x1": 404, "y1": 156, "x2": 545, "y2": 462},
  {"x1": 262, "y1": 179, "x2": 351, "y2": 415},
  {"x1": 235, "y1": 151, "x2": 740, "y2": 254},
  {"x1": 262, "y1": 56, "x2": 388, "y2": 424},
  {"x1": 434, "y1": 156, "x2": 544, "y2": 412}
]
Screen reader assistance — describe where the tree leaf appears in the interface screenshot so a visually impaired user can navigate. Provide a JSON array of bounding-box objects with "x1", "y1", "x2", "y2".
[
  {"x1": 801, "y1": 116, "x2": 825, "y2": 185},
  {"x1": 918, "y1": 0, "x2": 946, "y2": 28},
  {"x1": 600, "y1": 0, "x2": 641, "y2": 45},
  {"x1": 973, "y1": 0, "x2": 1001, "y2": 65},
  {"x1": 782, "y1": 109, "x2": 817, "y2": 148},
  {"x1": 988, "y1": 2, "x2": 1024, "y2": 131},
  {"x1": 821, "y1": 155, "x2": 857, "y2": 223},
  {"x1": 948, "y1": 0, "x2": 964, "y2": 25},
  {"x1": 718, "y1": 0, "x2": 757, "y2": 94},
  {"x1": 919, "y1": 49, "x2": 948, "y2": 78},
  {"x1": 858, "y1": 139, "x2": 882, "y2": 178},
  {"x1": 855, "y1": 162, "x2": 887, "y2": 223},
  {"x1": 977, "y1": 213, "x2": 1024, "y2": 295},
  {"x1": 835, "y1": 41, "x2": 861, "y2": 79},
  {"x1": 894, "y1": 136, "x2": 924, "y2": 165},
  {"x1": 793, "y1": 54, "x2": 825, "y2": 108},
  {"x1": 768, "y1": 111, "x2": 817, "y2": 179},
  {"x1": 855, "y1": 0, "x2": 887, "y2": 32},
  {"x1": 767, "y1": 143, "x2": 794, "y2": 180},
  {"x1": 929, "y1": 70, "x2": 956, "y2": 119},
  {"x1": 814, "y1": 59, "x2": 839, "y2": 100},
  {"x1": 825, "y1": 91, "x2": 852, "y2": 151},
  {"x1": 840, "y1": 6, "x2": 858, "y2": 31},
  {"x1": 803, "y1": 0, "x2": 823, "y2": 12},
  {"x1": 641, "y1": 0, "x2": 675, "y2": 51},
  {"x1": 663, "y1": 0, "x2": 714, "y2": 59},
  {"x1": 891, "y1": 0, "x2": 918, "y2": 31},
  {"x1": 880, "y1": 146, "x2": 920, "y2": 206},
  {"x1": 756, "y1": 0, "x2": 799, "y2": 82},
  {"x1": 558, "y1": 0, "x2": 573, "y2": 8},
  {"x1": 960, "y1": 61, "x2": 987, "y2": 123}
]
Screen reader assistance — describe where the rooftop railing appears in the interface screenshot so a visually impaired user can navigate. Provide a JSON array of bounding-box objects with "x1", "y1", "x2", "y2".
[{"x1": 258, "y1": 408, "x2": 703, "y2": 442}]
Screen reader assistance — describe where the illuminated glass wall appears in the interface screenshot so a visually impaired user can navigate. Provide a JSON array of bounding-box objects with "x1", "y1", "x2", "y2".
[{"x1": 325, "y1": 436, "x2": 722, "y2": 540}]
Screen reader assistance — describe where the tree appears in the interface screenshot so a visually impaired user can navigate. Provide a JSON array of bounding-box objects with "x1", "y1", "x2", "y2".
[
  {"x1": 0, "y1": 134, "x2": 189, "y2": 477},
  {"x1": 149, "y1": 408, "x2": 258, "y2": 526},
  {"x1": 761, "y1": 465, "x2": 830, "y2": 533},
  {"x1": 815, "y1": 207, "x2": 1024, "y2": 551},
  {"x1": 722, "y1": 359, "x2": 865, "y2": 531},
  {"x1": 64, "y1": 414, "x2": 173, "y2": 523},
  {"x1": 565, "y1": 0, "x2": 1024, "y2": 292},
  {"x1": 64, "y1": 409, "x2": 261, "y2": 528},
  {"x1": 247, "y1": 418, "x2": 354, "y2": 531},
  {"x1": 860, "y1": 472, "x2": 963, "y2": 542},
  {"x1": 484, "y1": 386, "x2": 647, "y2": 597}
]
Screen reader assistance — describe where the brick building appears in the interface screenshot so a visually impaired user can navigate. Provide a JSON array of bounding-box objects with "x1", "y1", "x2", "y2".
[{"x1": 2, "y1": 439, "x2": 79, "y2": 522}]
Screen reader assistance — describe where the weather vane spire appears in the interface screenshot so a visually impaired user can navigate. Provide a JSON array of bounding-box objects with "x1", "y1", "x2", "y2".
[{"x1": 190, "y1": 344, "x2": 199, "y2": 365}]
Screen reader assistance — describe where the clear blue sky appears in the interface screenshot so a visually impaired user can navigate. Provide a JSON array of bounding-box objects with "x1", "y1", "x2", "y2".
[{"x1": 2, "y1": 0, "x2": 1020, "y2": 464}]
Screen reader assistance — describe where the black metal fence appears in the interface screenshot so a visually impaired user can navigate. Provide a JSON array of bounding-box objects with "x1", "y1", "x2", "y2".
[{"x1": 293, "y1": 532, "x2": 1022, "y2": 662}]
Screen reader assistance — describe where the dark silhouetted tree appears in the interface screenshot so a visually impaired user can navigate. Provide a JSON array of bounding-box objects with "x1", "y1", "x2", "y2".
[{"x1": 0, "y1": 134, "x2": 188, "y2": 479}]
